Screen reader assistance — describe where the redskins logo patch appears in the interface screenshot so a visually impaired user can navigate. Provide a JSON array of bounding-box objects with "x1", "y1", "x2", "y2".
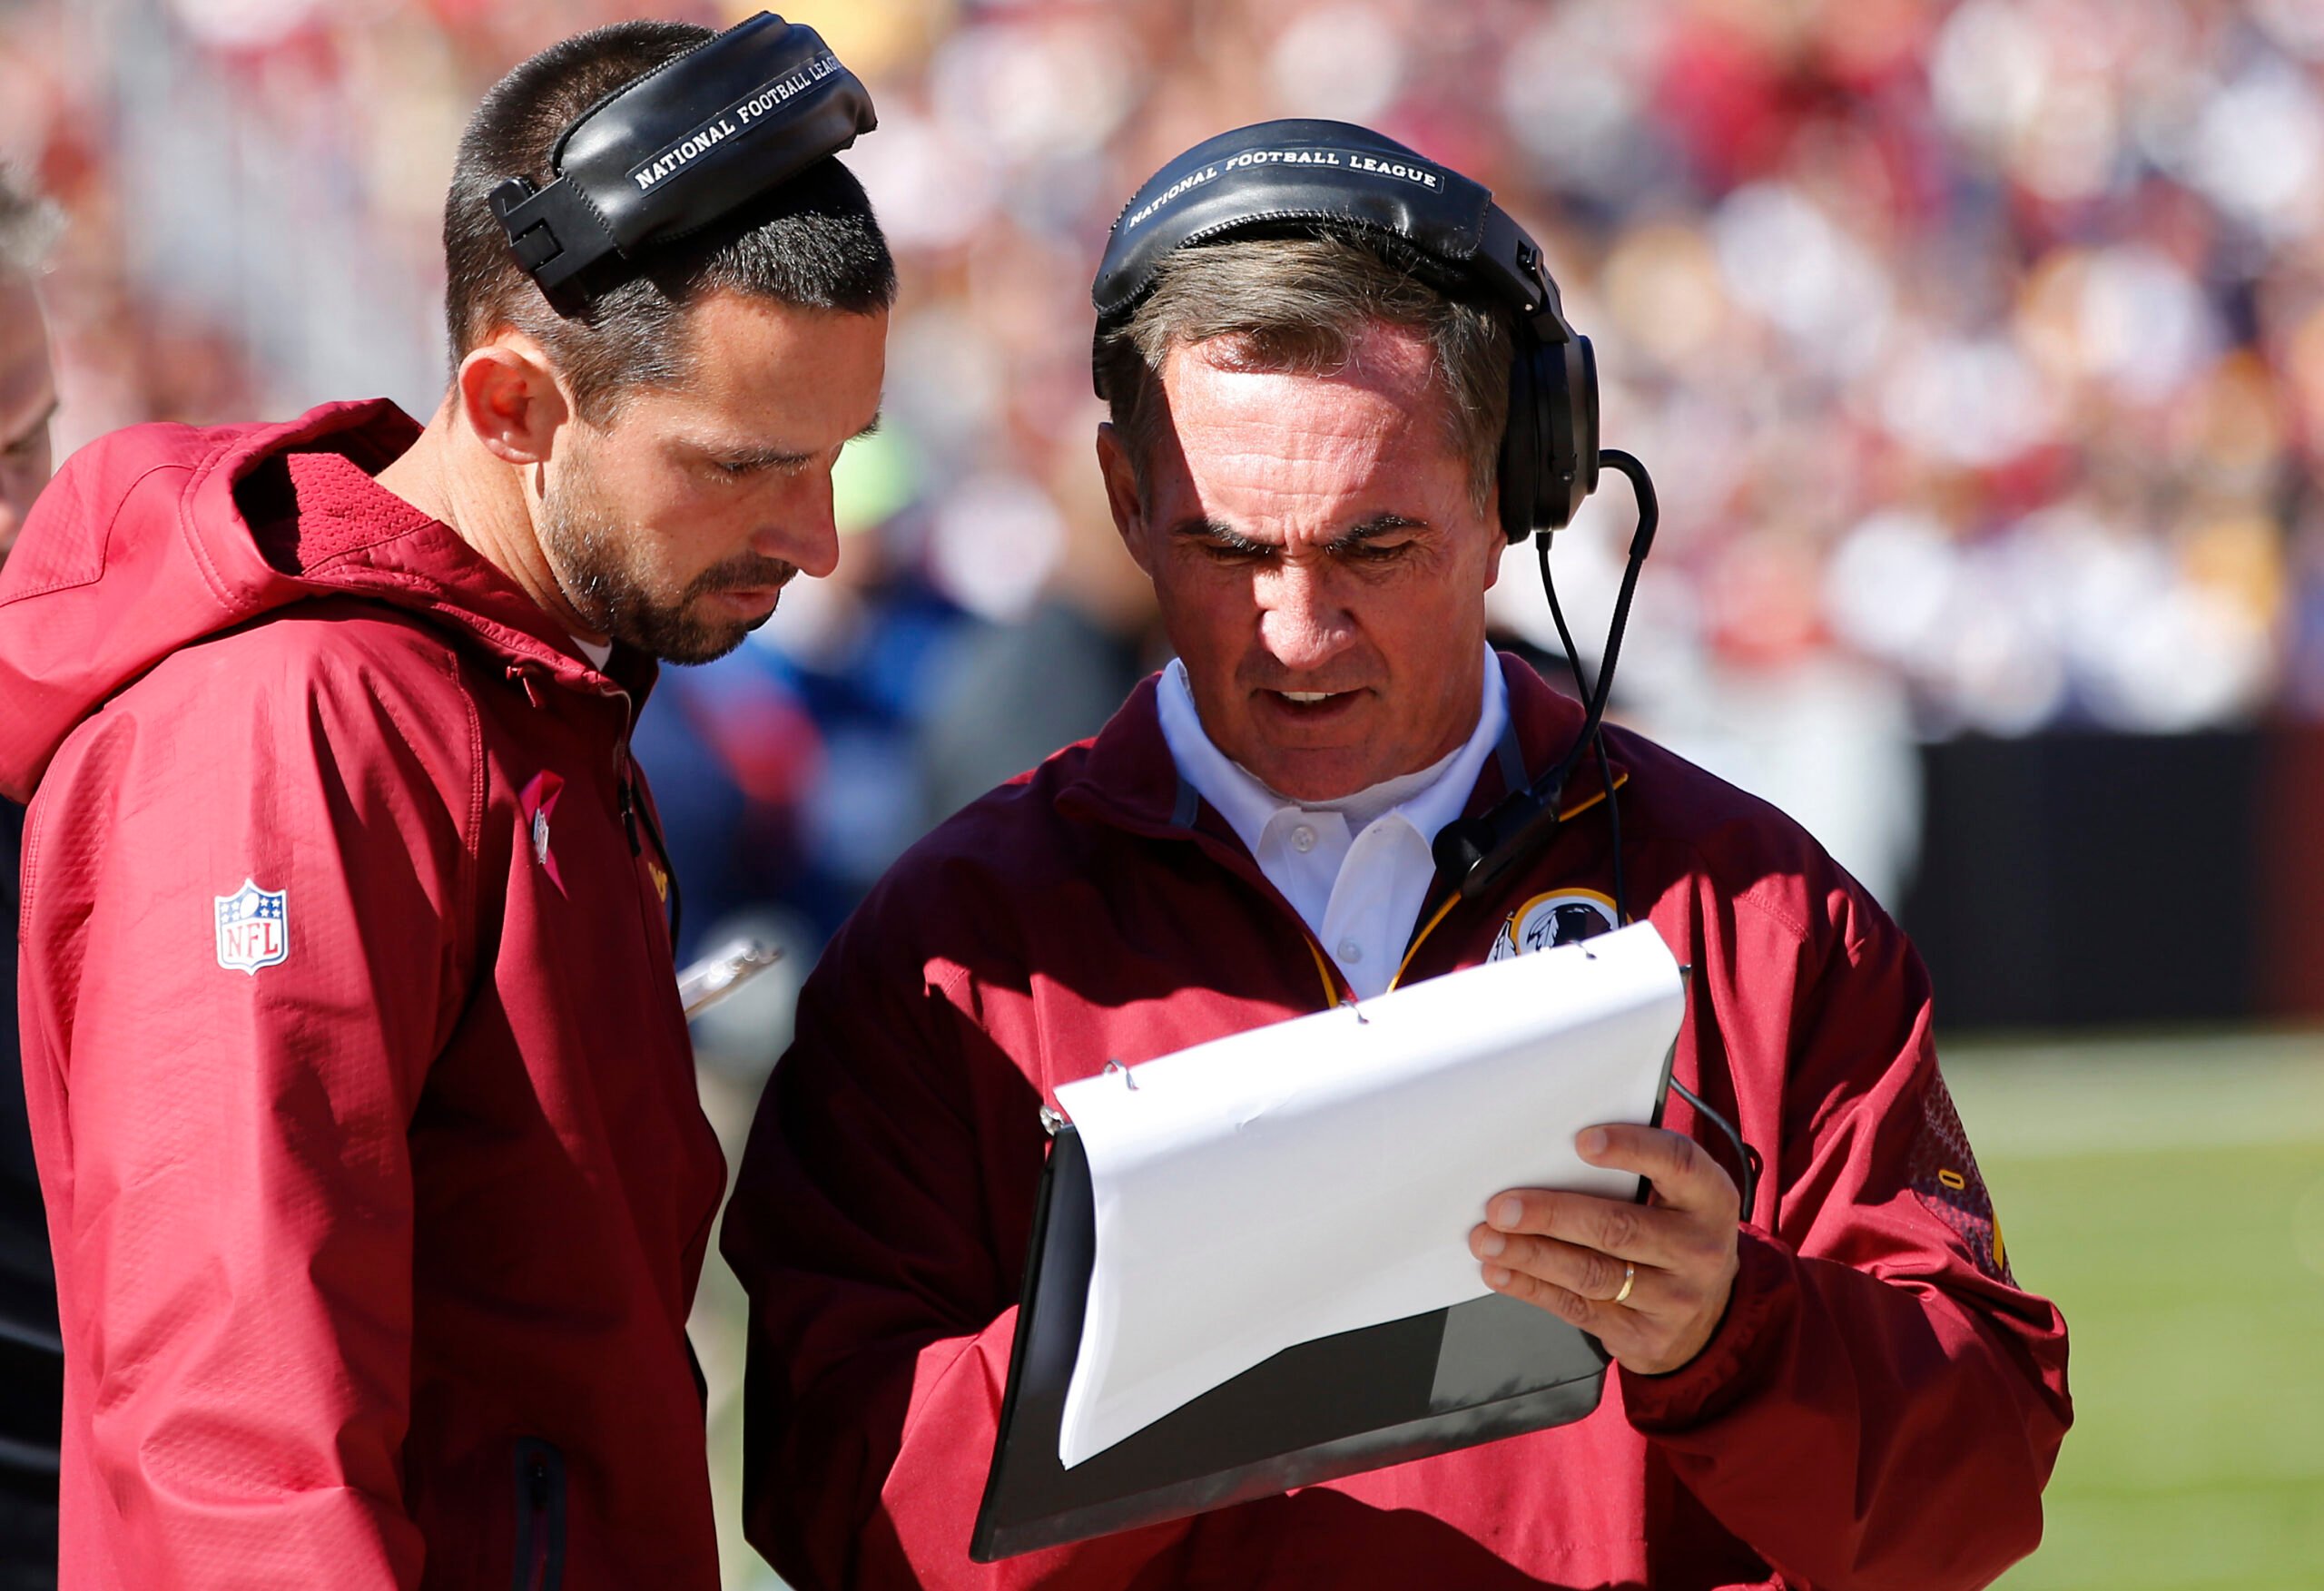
[{"x1": 1487, "y1": 889, "x2": 1618, "y2": 961}]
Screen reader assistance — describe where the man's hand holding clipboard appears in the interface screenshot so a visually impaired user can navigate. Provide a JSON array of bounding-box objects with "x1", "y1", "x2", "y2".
[{"x1": 1474, "y1": 1123, "x2": 1744, "y2": 1376}]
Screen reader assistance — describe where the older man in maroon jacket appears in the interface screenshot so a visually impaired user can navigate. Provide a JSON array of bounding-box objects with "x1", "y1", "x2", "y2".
[
  {"x1": 724, "y1": 123, "x2": 2071, "y2": 1591},
  {"x1": 0, "y1": 19, "x2": 889, "y2": 1590}
]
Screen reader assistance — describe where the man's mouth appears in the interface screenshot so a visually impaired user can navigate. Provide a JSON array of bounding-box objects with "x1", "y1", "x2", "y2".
[
  {"x1": 705, "y1": 585, "x2": 785, "y2": 617},
  {"x1": 1262, "y1": 687, "x2": 1365, "y2": 718},
  {"x1": 696, "y1": 561, "x2": 799, "y2": 600}
]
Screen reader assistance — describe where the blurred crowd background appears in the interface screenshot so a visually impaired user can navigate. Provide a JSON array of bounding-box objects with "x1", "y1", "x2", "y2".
[
  {"x1": 15, "y1": 0, "x2": 2324, "y2": 942},
  {"x1": 7, "y1": 3, "x2": 2324, "y2": 1584}
]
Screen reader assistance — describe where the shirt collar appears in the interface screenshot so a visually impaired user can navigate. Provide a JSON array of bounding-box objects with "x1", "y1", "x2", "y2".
[
  {"x1": 1156, "y1": 644, "x2": 1511, "y2": 861},
  {"x1": 1054, "y1": 654, "x2": 1626, "y2": 842}
]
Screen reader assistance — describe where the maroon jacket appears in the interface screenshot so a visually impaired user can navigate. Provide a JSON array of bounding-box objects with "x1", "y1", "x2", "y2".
[
  {"x1": 723, "y1": 656, "x2": 2072, "y2": 1591},
  {"x1": 0, "y1": 402, "x2": 725, "y2": 1589}
]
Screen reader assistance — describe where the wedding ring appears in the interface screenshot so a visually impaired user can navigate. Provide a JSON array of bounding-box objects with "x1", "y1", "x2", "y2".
[{"x1": 1612, "y1": 1262, "x2": 1637, "y2": 1305}]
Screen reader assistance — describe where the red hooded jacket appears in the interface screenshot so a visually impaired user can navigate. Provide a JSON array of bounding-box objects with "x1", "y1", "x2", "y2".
[
  {"x1": 0, "y1": 402, "x2": 726, "y2": 1589},
  {"x1": 722, "y1": 656, "x2": 2073, "y2": 1591}
]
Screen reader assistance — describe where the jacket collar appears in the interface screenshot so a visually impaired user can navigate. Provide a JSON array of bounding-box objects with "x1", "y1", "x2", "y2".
[
  {"x1": 0, "y1": 398, "x2": 651, "y2": 800},
  {"x1": 218, "y1": 401, "x2": 635, "y2": 700}
]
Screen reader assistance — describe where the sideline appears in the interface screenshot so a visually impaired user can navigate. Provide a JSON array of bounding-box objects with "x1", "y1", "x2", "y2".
[{"x1": 1943, "y1": 1030, "x2": 2324, "y2": 1161}]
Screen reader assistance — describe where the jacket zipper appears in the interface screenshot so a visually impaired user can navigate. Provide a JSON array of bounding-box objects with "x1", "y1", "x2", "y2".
[
  {"x1": 1166, "y1": 824, "x2": 1356, "y2": 1011},
  {"x1": 616, "y1": 773, "x2": 642, "y2": 855},
  {"x1": 606, "y1": 684, "x2": 643, "y2": 857},
  {"x1": 511, "y1": 1438, "x2": 567, "y2": 1591},
  {"x1": 1180, "y1": 826, "x2": 1458, "y2": 1009},
  {"x1": 1391, "y1": 891, "x2": 1464, "y2": 992},
  {"x1": 603, "y1": 684, "x2": 684, "y2": 945}
]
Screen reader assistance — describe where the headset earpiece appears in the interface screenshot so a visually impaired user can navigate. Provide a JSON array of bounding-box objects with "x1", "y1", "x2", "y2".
[
  {"x1": 1499, "y1": 325, "x2": 1599, "y2": 543},
  {"x1": 1549, "y1": 334, "x2": 1600, "y2": 534},
  {"x1": 1497, "y1": 325, "x2": 1543, "y2": 547}
]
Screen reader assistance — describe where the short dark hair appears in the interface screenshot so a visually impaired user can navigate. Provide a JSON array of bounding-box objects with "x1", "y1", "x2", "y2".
[
  {"x1": 1095, "y1": 233, "x2": 1512, "y2": 507},
  {"x1": 442, "y1": 21, "x2": 896, "y2": 419}
]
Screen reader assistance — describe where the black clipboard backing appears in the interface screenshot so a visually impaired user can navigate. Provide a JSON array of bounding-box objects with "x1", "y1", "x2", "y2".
[{"x1": 970, "y1": 1123, "x2": 1621, "y2": 1560}]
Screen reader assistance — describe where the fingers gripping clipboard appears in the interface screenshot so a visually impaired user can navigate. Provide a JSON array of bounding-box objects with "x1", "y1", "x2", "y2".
[{"x1": 970, "y1": 923, "x2": 1687, "y2": 1561}]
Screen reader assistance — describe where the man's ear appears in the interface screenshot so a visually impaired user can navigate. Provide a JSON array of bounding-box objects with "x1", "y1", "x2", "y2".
[
  {"x1": 455, "y1": 334, "x2": 572, "y2": 468},
  {"x1": 1095, "y1": 421, "x2": 1155, "y2": 578}
]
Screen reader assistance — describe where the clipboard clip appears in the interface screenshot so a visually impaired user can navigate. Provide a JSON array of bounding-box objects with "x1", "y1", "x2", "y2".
[
  {"x1": 675, "y1": 937, "x2": 783, "y2": 1020},
  {"x1": 1039, "y1": 1104, "x2": 1066, "y2": 1136},
  {"x1": 1102, "y1": 1058, "x2": 1138, "y2": 1091}
]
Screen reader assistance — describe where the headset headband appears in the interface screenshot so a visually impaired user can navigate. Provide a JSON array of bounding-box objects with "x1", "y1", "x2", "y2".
[
  {"x1": 1091, "y1": 119, "x2": 1598, "y2": 539},
  {"x1": 490, "y1": 12, "x2": 876, "y2": 317},
  {"x1": 1093, "y1": 121, "x2": 1574, "y2": 368}
]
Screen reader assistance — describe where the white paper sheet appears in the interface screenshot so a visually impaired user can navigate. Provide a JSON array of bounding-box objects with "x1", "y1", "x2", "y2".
[{"x1": 1052, "y1": 920, "x2": 1686, "y2": 1468}]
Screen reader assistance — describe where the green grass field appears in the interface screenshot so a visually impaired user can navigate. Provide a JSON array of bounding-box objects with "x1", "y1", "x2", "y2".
[{"x1": 1946, "y1": 1030, "x2": 2324, "y2": 1591}]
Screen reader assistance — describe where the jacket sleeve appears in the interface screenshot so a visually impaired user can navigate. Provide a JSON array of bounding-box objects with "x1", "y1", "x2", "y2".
[
  {"x1": 721, "y1": 895, "x2": 1188, "y2": 1591},
  {"x1": 1620, "y1": 888, "x2": 2073, "y2": 1591},
  {"x1": 18, "y1": 637, "x2": 473, "y2": 1589}
]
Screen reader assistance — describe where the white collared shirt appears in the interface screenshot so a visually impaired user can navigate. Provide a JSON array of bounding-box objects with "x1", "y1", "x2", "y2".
[{"x1": 1157, "y1": 645, "x2": 1509, "y2": 999}]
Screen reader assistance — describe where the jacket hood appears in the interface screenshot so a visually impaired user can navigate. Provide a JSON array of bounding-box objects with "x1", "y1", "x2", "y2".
[{"x1": 0, "y1": 399, "x2": 616, "y2": 801}]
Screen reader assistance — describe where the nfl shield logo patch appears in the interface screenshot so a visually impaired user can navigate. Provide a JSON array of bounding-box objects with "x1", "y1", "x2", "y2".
[{"x1": 214, "y1": 879, "x2": 290, "y2": 974}]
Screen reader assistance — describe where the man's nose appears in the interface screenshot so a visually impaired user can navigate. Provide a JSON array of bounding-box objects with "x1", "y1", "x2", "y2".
[
  {"x1": 765, "y1": 471, "x2": 841, "y2": 581},
  {"x1": 1256, "y1": 559, "x2": 1353, "y2": 670}
]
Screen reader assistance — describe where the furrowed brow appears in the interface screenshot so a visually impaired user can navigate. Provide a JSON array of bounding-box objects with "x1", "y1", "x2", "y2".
[
  {"x1": 1324, "y1": 513, "x2": 1428, "y2": 554},
  {"x1": 1167, "y1": 517, "x2": 1276, "y2": 555}
]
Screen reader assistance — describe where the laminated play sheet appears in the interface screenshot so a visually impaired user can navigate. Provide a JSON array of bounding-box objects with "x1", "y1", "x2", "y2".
[{"x1": 1053, "y1": 920, "x2": 1686, "y2": 1468}]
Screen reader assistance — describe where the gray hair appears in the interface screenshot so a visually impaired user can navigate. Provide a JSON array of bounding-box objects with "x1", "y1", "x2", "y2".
[
  {"x1": 1094, "y1": 232, "x2": 1513, "y2": 508},
  {"x1": 0, "y1": 165, "x2": 62, "y2": 275}
]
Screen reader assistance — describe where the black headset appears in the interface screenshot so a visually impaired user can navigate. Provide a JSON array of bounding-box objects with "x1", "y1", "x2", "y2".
[
  {"x1": 1089, "y1": 120, "x2": 1661, "y2": 905},
  {"x1": 490, "y1": 12, "x2": 876, "y2": 317},
  {"x1": 1092, "y1": 119, "x2": 1600, "y2": 545}
]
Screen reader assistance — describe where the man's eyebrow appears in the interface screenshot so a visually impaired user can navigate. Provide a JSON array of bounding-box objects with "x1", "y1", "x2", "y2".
[
  {"x1": 690, "y1": 410, "x2": 881, "y2": 469},
  {"x1": 689, "y1": 437, "x2": 811, "y2": 468},
  {"x1": 1163, "y1": 513, "x2": 1432, "y2": 554},
  {"x1": 1167, "y1": 517, "x2": 1275, "y2": 554},
  {"x1": 1325, "y1": 513, "x2": 1428, "y2": 552}
]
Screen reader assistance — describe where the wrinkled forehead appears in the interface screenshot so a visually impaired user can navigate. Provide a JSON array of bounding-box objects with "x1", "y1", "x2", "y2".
[
  {"x1": 1153, "y1": 323, "x2": 1466, "y2": 483},
  {"x1": 1163, "y1": 314, "x2": 1439, "y2": 398},
  {"x1": 0, "y1": 271, "x2": 55, "y2": 427}
]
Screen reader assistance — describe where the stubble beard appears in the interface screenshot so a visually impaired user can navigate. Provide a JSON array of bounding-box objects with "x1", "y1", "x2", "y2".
[{"x1": 537, "y1": 450, "x2": 797, "y2": 666}]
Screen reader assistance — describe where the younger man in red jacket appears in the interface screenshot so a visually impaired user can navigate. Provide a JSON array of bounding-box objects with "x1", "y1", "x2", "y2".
[
  {"x1": 724, "y1": 123, "x2": 2069, "y2": 1589},
  {"x1": 0, "y1": 17, "x2": 890, "y2": 1589}
]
